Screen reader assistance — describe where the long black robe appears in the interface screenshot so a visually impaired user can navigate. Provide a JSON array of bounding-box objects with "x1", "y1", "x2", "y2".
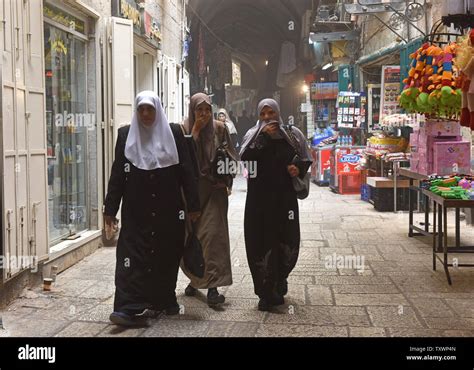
[
  {"x1": 242, "y1": 132, "x2": 310, "y2": 300},
  {"x1": 104, "y1": 124, "x2": 200, "y2": 315}
]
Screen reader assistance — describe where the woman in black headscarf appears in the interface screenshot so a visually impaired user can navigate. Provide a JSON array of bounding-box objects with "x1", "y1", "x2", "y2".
[
  {"x1": 240, "y1": 99, "x2": 312, "y2": 311},
  {"x1": 181, "y1": 93, "x2": 239, "y2": 306}
]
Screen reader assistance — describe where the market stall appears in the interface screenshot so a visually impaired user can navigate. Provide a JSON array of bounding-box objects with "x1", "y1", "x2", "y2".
[{"x1": 421, "y1": 176, "x2": 474, "y2": 284}]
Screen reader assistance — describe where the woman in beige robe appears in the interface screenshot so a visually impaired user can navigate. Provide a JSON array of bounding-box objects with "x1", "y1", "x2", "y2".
[{"x1": 181, "y1": 93, "x2": 239, "y2": 306}]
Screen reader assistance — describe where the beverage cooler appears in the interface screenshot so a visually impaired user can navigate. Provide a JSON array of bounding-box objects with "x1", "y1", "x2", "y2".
[
  {"x1": 329, "y1": 146, "x2": 365, "y2": 194},
  {"x1": 311, "y1": 145, "x2": 334, "y2": 186}
]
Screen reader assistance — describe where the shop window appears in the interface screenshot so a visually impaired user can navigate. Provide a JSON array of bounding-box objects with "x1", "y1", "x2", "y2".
[{"x1": 44, "y1": 24, "x2": 88, "y2": 243}]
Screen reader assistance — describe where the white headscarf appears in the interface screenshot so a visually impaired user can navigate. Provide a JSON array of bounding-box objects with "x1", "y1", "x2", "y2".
[
  {"x1": 125, "y1": 91, "x2": 180, "y2": 170},
  {"x1": 218, "y1": 108, "x2": 238, "y2": 135}
]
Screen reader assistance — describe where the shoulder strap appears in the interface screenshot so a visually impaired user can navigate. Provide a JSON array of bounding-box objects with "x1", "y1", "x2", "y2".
[
  {"x1": 283, "y1": 125, "x2": 301, "y2": 158},
  {"x1": 178, "y1": 123, "x2": 187, "y2": 136},
  {"x1": 169, "y1": 123, "x2": 185, "y2": 139}
]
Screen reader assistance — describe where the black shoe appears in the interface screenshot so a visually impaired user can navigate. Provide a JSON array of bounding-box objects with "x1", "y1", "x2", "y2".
[
  {"x1": 185, "y1": 284, "x2": 197, "y2": 296},
  {"x1": 207, "y1": 288, "x2": 225, "y2": 306},
  {"x1": 258, "y1": 298, "x2": 271, "y2": 312},
  {"x1": 276, "y1": 279, "x2": 288, "y2": 296},
  {"x1": 109, "y1": 312, "x2": 148, "y2": 327}
]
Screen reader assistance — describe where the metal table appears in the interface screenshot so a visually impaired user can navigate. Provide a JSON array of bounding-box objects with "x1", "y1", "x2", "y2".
[
  {"x1": 423, "y1": 189, "x2": 474, "y2": 285},
  {"x1": 391, "y1": 160, "x2": 410, "y2": 212},
  {"x1": 398, "y1": 168, "x2": 430, "y2": 237}
]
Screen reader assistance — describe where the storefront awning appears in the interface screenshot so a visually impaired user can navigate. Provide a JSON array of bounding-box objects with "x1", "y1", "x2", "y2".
[
  {"x1": 356, "y1": 37, "x2": 424, "y2": 67},
  {"x1": 356, "y1": 42, "x2": 404, "y2": 67}
]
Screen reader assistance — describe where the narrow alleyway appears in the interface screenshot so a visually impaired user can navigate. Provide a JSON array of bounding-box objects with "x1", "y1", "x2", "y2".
[{"x1": 1, "y1": 178, "x2": 474, "y2": 338}]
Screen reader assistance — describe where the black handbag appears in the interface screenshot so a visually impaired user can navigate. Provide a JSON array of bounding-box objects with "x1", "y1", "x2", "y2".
[
  {"x1": 291, "y1": 155, "x2": 310, "y2": 200},
  {"x1": 283, "y1": 125, "x2": 311, "y2": 200},
  {"x1": 211, "y1": 127, "x2": 235, "y2": 183},
  {"x1": 212, "y1": 145, "x2": 229, "y2": 179},
  {"x1": 182, "y1": 224, "x2": 205, "y2": 278}
]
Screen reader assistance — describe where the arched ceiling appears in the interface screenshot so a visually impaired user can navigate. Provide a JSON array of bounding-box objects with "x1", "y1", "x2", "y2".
[{"x1": 188, "y1": 0, "x2": 312, "y2": 57}]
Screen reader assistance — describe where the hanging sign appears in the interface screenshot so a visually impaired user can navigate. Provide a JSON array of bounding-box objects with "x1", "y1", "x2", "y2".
[{"x1": 380, "y1": 65, "x2": 402, "y2": 121}]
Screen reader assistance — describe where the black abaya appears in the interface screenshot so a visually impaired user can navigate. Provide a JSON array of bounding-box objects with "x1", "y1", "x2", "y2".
[
  {"x1": 242, "y1": 133, "x2": 309, "y2": 300},
  {"x1": 104, "y1": 124, "x2": 199, "y2": 315}
]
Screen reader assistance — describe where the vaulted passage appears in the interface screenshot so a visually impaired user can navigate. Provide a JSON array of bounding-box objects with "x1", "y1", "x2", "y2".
[{"x1": 186, "y1": 0, "x2": 312, "y2": 121}]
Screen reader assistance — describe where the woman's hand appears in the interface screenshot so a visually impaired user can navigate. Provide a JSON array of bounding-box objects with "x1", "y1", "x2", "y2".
[
  {"x1": 104, "y1": 215, "x2": 118, "y2": 230},
  {"x1": 287, "y1": 165, "x2": 300, "y2": 178},
  {"x1": 188, "y1": 211, "x2": 201, "y2": 223},
  {"x1": 192, "y1": 115, "x2": 210, "y2": 138},
  {"x1": 262, "y1": 122, "x2": 279, "y2": 136}
]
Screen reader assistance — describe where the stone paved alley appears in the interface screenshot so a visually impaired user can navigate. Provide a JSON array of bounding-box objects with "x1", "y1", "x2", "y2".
[{"x1": 1, "y1": 177, "x2": 474, "y2": 338}]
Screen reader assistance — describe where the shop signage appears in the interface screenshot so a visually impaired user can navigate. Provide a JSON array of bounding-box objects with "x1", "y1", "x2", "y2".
[
  {"x1": 112, "y1": 0, "x2": 162, "y2": 49},
  {"x1": 44, "y1": 3, "x2": 86, "y2": 35},
  {"x1": 380, "y1": 65, "x2": 402, "y2": 121},
  {"x1": 311, "y1": 82, "x2": 338, "y2": 100},
  {"x1": 232, "y1": 61, "x2": 241, "y2": 86},
  {"x1": 301, "y1": 103, "x2": 312, "y2": 113},
  {"x1": 50, "y1": 36, "x2": 68, "y2": 55},
  {"x1": 340, "y1": 154, "x2": 360, "y2": 164},
  {"x1": 112, "y1": 0, "x2": 142, "y2": 34},
  {"x1": 141, "y1": 11, "x2": 162, "y2": 49},
  {"x1": 336, "y1": 91, "x2": 367, "y2": 129}
]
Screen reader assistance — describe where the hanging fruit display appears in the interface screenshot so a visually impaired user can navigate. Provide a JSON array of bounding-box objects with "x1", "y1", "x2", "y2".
[{"x1": 399, "y1": 41, "x2": 464, "y2": 121}]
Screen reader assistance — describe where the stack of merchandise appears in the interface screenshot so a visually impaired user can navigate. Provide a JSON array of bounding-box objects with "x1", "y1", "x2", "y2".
[
  {"x1": 365, "y1": 133, "x2": 408, "y2": 158},
  {"x1": 380, "y1": 113, "x2": 422, "y2": 129},
  {"x1": 382, "y1": 152, "x2": 411, "y2": 162},
  {"x1": 410, "y1": 120, "x2": 471, "y2": 175},
  {"x1": 423, "y1": 176, "x2": 474, "y2": 200},
  {"x1": 312, "y1": 127, "x2": 335, "y2": 147}
]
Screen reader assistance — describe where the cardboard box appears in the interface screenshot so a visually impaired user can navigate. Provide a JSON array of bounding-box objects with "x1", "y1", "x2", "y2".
[
  {"x1": 433, "y1": 141, "x2": 471, "y2": 176},
  {"x1": 409, "y1": 132, "x2": 419, "y2": 146},
  {"x1": 419, "y1": 120, "x2": 461, "y2": 137}
]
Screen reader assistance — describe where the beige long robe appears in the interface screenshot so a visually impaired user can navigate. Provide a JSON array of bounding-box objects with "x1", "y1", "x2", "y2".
[{"x1": 181, "y1": 120, "x2": 239, "y2": 289}]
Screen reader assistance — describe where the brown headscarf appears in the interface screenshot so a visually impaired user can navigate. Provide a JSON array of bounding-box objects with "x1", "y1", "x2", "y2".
[{"x1": 183, "y1": 93, "x2": 218, "y2": 177}]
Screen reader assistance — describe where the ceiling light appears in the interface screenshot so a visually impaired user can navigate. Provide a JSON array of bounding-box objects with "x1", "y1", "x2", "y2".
[{"x1": 322, "y1": 62, "x2": 333, "y2": 70}]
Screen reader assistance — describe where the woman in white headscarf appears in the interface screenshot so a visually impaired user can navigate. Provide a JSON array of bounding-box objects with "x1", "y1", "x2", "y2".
[
  {"x1": 217, "y1": 108, "x2": 238, "y2": 150},
  {"x1": 104, "y1": 91, "x2": 200, "y2": 326},
  {"x1": 240, "y1": 98, "x2": 312, "y2": 312}
]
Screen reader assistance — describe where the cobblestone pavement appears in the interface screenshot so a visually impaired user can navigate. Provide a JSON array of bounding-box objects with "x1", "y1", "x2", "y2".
[{"x1": 2, "y1": 177, "x2": 474, "y2": 337}]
